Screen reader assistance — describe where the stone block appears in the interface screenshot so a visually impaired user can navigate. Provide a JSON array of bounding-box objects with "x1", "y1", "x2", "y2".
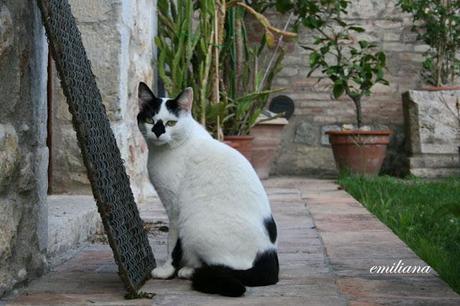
[
  {"x1": 278, "y1": 66, "x2": 299, "y2": 77},
  {"x1": 272, "y1": 144, "x2": 336, "y2": 176},
  {"x1": 374, "y1": 20, "x2": 403, "y2": 30},
  {"x1": 348, "y1": 0, "x2": 387, "y2": 18},
  {"x1": 0, "y1": 124, "x2": 18, "y2": 194},
  {"x1": 383, "y1": 41, "x2": 413, "y2": 52},
  {"x1": 410, "y1": 167, "x2": 460, "y2": 178},
  {"x1": 320, "y1": 125, "x2": 341, "y2": 145},
  {"x1": 403, "y1": 90, "x2": 460, "y2": 154},
  {"x1": 383, "y1": 32, "x2": 401, "y2": 42},
  {"x1": 294, "y1": 121, "x2": 319, "y2": 145},
  {"x1": 47, "y1": 195, "x2": 102, "y2": 264},
  {"x1": 409, "y1": 154, "x2": 459, "y2": 168},
  {"x1": 414, "y1": 44, "x2": 430, "y2": 53}
]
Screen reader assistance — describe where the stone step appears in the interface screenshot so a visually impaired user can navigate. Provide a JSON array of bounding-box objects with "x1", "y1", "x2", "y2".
[
  {"x1": 409, "y1": 154, "x2": 460, "y2": 169},
  {"x1": 410, "y1": 167, "x2": 460, "y2": 178},
  {"x1": 47, "y1": 195, "x2": 103, "y2": 265}
]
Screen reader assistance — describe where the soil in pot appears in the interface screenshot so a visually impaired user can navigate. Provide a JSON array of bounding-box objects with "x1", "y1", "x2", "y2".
[
  {"x1": 223, "y1": 135, "x2": 254, "y2": 162},
  {"x1": 327, "y1": 130, "x2": 392, "y2": 176}
]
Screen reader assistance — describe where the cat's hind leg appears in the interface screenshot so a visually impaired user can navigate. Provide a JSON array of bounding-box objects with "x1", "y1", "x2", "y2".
[{"x1": 177, "y1": 267, "x2": 195, "y2": 279}]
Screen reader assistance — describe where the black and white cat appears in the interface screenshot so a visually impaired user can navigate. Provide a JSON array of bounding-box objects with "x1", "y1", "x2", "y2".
[{"x1": 137, "y1": 82, "x2": 279, "y2": 297}]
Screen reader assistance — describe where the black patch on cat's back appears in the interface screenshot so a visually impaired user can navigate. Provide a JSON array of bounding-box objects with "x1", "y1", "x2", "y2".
[
  {"x1": 172, "y1": 238, "x2": 182, "y2": 268},
  {"x1": 165, "y1": 98, "x2": 180, "y2": 117},
  {"x1": 264, "y1": 216, "x2": 277, "y2": 243}
]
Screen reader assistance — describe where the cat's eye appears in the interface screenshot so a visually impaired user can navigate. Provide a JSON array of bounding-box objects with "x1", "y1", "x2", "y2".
[
  {"x1": 166, "y1": 121, "x2": 177, "y2": 127},
  {"x1": 145, "y1": 117, "x2": 154, "y2": 124}
]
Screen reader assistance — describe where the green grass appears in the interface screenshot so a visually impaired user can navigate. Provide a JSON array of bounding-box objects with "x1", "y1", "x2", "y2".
[{"x1": 338, "y1": 175, "x2": 460, "y2": 294}]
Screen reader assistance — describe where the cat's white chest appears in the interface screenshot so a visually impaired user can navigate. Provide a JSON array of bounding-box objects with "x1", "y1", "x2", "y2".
[{"x1": 147, "y1": 144, "x2": 187, "y2": 204}]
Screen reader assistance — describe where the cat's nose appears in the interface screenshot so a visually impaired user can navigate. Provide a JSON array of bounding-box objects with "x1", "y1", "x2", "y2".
[{"x1": 152, "y1": 120, "x2": 166, "y2": 138}]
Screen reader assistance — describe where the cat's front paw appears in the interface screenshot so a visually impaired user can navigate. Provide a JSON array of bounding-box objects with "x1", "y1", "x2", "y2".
[
  {"x1": 151, "y1": 264, "x2": 175, "y2": 279},
  {"x1": 177, "y1": 267, "x2": 195, "y2": 279}
]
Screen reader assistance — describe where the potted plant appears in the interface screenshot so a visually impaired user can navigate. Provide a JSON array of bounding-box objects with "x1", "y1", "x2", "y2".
[
  {"x1": 298, "y1": 0, "x2": 391, "y2": 175},
  {"x1": 398, "y1": 0, "x2": 460, "y2": 89},
  {"x1": 156, "y1": 0, "x2": 295, "y2": 164}
]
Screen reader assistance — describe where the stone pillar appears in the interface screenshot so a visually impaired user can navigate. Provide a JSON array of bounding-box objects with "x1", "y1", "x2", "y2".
[
  {"x1": 403, "y1": 90, "x2": 460, "y2": 177},
  {"x1": 0, "y1": 1, "x2": 48, "y2": 297},
  {"x1": 50, "y1": 0, "x2": 157, "y2": 201}
]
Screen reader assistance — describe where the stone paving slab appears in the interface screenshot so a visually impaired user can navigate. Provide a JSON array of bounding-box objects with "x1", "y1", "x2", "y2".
[{"x1": 3, "y1": 177, "x2": 459, "y2": 305}]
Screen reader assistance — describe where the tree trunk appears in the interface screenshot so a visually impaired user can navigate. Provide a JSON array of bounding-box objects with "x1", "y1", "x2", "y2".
[{"x1": 352, "y1": 97, "x2": 363, "y2": 129}]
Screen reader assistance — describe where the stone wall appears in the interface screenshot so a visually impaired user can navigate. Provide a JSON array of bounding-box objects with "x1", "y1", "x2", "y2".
[
  {"x1": 50, "y1": 0, "x2": 157, "y2": 201},
  {"x1": 269, "y1": 0, "x2": 423, "y2": 177},
  {"x1": 0, "y1": 1, "x2": 48, "y2": 297}
]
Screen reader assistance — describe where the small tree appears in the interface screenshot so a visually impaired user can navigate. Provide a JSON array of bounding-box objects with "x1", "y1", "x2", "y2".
[
  {"x1": 398, "y1": 0, "x2": 460, "y2": 86},
  {"x1": 257, "y1": 0, "x2": 389, "y2": 128},
  {"x1": 298, "y1": 0, "x2": 388, "y2": 128}
]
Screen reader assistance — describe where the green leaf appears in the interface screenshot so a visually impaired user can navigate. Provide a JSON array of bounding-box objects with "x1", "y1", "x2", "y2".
[
  {"x1": 309, "y1": 52, "x2": 321, "y2": 67},
  {"x1": 157, "y1": 0, "x2": 169, "y2": 14},
  {"x1": 303, "y1": 16, "x2": 320, "y2": 29},
  {"x1": 377, "y1": 51, "x2": 386, "y2": 66},
  {"x1": 275, "y1": 0, "x2": 293, "y2": 13},
  {"x1": 358, "y1": 40, "x2": 369, "y2": 49},
  {"x1": 349, "y1": 26, "x2": 365, "y2": 33}
]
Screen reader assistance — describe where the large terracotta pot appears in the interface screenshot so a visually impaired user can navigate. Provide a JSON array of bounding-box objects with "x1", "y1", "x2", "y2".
[
  {"x1": 250, "y1": 118, "x2": 288, "y2": 179},
  {"x1": 224, "y1": 135, "x2": 254, "y2": 162},
  {"x1": 326, "y1": 130, "x2": 392, "y2": 176}
]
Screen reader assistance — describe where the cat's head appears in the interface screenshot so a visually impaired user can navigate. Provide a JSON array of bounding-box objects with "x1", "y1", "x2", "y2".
[{"x1": 137, "y1": 82, "x2": 193, "y2": 146}]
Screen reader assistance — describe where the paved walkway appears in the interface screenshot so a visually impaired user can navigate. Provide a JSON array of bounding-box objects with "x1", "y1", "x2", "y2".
[{"x1": 4, "y1": 178, "x2": 460, "y2": 305}]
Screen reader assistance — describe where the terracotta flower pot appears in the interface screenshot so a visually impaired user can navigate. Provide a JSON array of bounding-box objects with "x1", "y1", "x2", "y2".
[
  {"x1": 223, "y1": 135, "x2": 254, "y2": 162},
  {"x1": 223, "y1": 140, "x2": 239, "y2": 150},
  {"x1": 250, "y1": 118, "x2": 288, "y2": 179},
  {"x1": 326, "y1": 130, "x2": 392, "y2": 176}
]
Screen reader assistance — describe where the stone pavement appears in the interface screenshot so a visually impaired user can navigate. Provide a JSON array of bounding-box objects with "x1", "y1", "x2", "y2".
[{"x1": 3, "y1": 178, "x2": 460, "y2": 305}]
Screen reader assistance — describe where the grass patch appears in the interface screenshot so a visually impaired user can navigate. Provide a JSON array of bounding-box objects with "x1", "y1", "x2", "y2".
[{"x1": 339, "y1": 175, "x2": 460, "y2": 294}]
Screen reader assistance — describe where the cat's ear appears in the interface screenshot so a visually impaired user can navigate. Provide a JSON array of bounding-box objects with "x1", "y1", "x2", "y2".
[
  {"x1": 176, "y1": 87, "x2": 193, "y2": 112},
  {"x1": 138, "y1": 82, "x2": 156, "y2": 107}
]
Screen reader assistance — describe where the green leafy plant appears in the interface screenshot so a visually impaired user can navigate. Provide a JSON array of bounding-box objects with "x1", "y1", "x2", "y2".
[
  {"x1": 253, "y1": 0, "x2": 389, "y2": 129},
  {"x1": 300, "y1": 0, "x2": 388, "y2": 128},
  {"x1": 398, "y1": 0, "x2": 460, "y2": 86},
  {"x1": 216, "y1": 3, "x2": 290, "y2": 136},
  {"x1": 156, "y1": 0, "x2": 215, "y2": 126}
]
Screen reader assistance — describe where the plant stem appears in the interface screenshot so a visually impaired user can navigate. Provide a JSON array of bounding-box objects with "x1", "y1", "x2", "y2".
[
  {"x1": 259, "y1": 13, "x2": 293, "y2": 93},
  {"x1": 352, "y1": 96, "x2": 363, "y2": 128}
]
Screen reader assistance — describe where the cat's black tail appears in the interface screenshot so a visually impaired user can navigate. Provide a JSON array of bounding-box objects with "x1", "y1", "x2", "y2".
[{"x1": 191, "y1": 250, "x2": 279, "y2": 297}]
